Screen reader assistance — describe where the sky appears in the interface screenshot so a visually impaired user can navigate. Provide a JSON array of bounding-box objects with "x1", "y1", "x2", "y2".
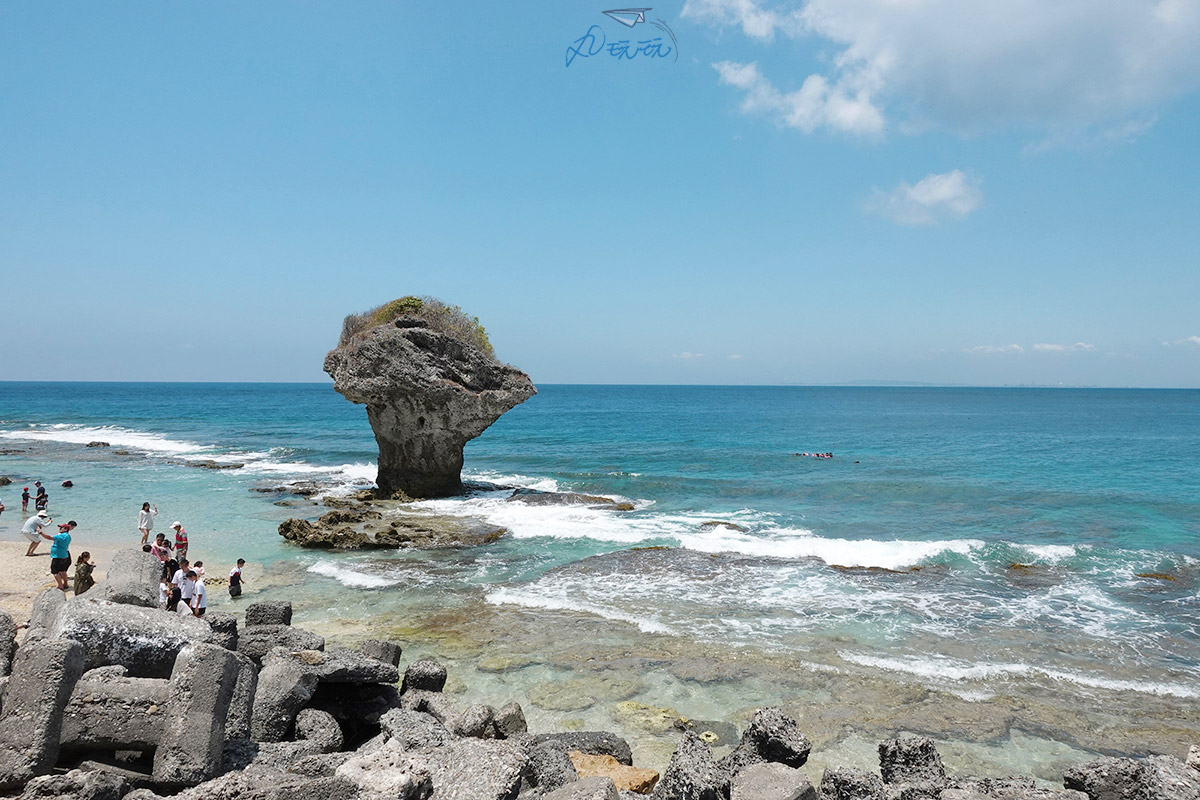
[{"x1": 2, "y1": 1, "x2": 1199, "y2": 387}]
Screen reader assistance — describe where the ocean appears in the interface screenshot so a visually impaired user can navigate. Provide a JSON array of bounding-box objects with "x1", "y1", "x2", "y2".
[{"x1": 2, "y1": 382, "x2": 1198, "y2": 779}]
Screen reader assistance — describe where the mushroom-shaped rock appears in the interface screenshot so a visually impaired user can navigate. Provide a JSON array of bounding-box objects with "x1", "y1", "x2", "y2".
[{"x1": 325, "y1": 300, "x2": 536, "y2": 498}]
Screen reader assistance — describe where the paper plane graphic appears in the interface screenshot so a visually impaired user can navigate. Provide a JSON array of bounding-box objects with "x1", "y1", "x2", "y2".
[{"x1": 603, "y1": 8, "x2": 651, "y2": 27}]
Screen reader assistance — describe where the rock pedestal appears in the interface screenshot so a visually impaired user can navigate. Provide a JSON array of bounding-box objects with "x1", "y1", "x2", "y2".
[{"x1": 324, "y1": 320, "x2": 535, "y2": 498}]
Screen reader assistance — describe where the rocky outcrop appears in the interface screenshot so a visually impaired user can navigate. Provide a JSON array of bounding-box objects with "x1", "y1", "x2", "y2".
[
  {"x1": 324, "y1": 311, "x2": 536, "y2": 498},
  {"x1": 279, "y1": 509, "x2": 507, "y2": 550}
]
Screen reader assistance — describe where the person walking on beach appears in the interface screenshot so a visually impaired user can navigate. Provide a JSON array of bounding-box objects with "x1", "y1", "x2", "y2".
[
  {"x1": 21, "y1": 487, "x2": 29, "y2": 513},
  {"x1": 21, "y1": 510, "x2": 51, "y2": 556},
  {"x1": 138, "y1": 502, "x2": 158, "y2": 545},
  {"x1": 74, "y1": 551, "x2": 96, "y2": 596},
  {"x1": 171, "y1": 521, "x2": 188, "y2": 561},
  {"x1": 189, "y1": 570, "x2": 207, "y2": 617},
  {"x1": 44, "y1": 520, "x2": 76, "y2": 592},
  {"x1": 229, "y1": 558, "x2": 246, "y2": 598}
]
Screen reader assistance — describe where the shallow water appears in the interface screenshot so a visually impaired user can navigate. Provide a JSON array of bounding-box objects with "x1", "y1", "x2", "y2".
[{"x1": 1, "y1": 382, "x2": 1198, "y2": 779}]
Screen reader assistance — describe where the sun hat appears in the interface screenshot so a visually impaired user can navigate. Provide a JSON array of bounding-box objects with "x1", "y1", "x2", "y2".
[
  {"x1": 37, "y1": 510, "x2": 49, "y2": 518},
  {"x1": 172, "y1": 521, "x2": 182, "y2": 528}
]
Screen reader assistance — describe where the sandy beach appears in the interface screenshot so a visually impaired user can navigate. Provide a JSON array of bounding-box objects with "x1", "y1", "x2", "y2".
[{"x1": 0, "y1": 539, "x2": 119, "y2": 622}]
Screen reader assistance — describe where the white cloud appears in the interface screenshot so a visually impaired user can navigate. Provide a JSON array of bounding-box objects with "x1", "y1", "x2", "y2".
[
  {"x1": 1164, "y1": 335, "x2": 1200, "y2": 347},
  {"x1": 1034, "y1": 342, "x2": 1096, "y2": 352},
  {"x1": 674, "y1": 352, "x2": 706, "y2": 359},
  {"x1": 866, "y1": 170, "x2": 982, "y2": 225},
  {"x1": 690, "y1": 0, "x2": 1200, "y2": 137},
  {"x1": 966, "y1": 344, "x2": 1024, "y2": 355},
  {"x1": 714, "y1": 61, "x2": 884, "y2": 135},
  {"x1": 682, "y1": 0, "x2": 804, "y2": 40}
]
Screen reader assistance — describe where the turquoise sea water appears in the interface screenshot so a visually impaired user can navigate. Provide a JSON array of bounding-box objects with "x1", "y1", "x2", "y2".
[{"x1": 2, "y1": 383, "x2": 1199, "y2": 775}]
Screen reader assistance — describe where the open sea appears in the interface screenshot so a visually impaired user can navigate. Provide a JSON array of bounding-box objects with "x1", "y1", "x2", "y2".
[{"x1": 2, "y1": 382, "x2": 1199, "y2": 780}]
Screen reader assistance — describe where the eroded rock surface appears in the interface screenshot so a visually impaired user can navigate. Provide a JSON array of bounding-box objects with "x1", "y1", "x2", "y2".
[{"x1": 324, "y1": 314, "x2": 536, "y2": 498}]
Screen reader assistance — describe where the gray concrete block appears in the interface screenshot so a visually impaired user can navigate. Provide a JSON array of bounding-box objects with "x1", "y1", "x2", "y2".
[
  {"x1": 102, "y1": 549, "x2": 163, "y2": 608},
  {"x1": 152, "y1": 643, "x2": 239, "y2": 788},
  {"x1": 0, "y1": 638, "x2": 86, "y2": 790}
]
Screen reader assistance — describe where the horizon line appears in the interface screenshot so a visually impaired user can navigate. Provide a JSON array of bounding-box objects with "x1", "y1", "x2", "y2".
[{"x1": 2, "y1": 380, "x2": 1197, "y2": 390}]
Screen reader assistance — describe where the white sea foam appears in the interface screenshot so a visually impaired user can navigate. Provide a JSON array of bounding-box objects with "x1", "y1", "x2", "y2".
[
  {"x1": 486, "y1": 587, "x2": 673, "y2": 634},
  {"x1": 0, "y1": 424, "x2": 203, "y2": 454},
  {"x1": 463, "y1": 470, "x2": 560, "y2": 493},
  {"x1": 841, "y1": 651, "x2": 1031, "y2": 682},
  {"x1": 308, "y1": 561, "x2": 394, "y2": 589},
  {"x1": 840, "y1": 651, "x2": 1200, "y2": 698},
  {"x1": 680, "y1": 528, "x2": 982, "y2": 571},
  {"x1": 1, "y1": 422, "x2": 380, "y2": 487},
  {"x1": 1023, "y1": 544, "x2": 1078, "y2": 561}
]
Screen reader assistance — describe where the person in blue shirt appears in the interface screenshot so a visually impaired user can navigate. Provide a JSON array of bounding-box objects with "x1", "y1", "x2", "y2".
[{"x1": 44, "y1": 520, "x2": 76, "y2": 591}]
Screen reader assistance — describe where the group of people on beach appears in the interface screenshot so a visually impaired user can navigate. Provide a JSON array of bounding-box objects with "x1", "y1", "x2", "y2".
[
  {"x1": 6, "y1": 481, "x2": 248, "y2": 606},
  {"x1": 14, "y1": 493, "x2": 91, "y2": 593},
  {"x1": 135, "y1": 499, "x2": 247, "y2": 617}
]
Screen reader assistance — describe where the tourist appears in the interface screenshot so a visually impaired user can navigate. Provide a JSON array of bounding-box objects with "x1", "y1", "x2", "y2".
[
  {"x1": 21, "y1": 487, "x2": 29, "y2": 513},
  {"x1": 74, "y1": 551, "x2": 96, "y2": 596},
  {"x1": 177, "y1": 569, "x2": 196, "y2": 615},
  {"x1": 150, "y1": 532, "x2": 173, "y2": 562},
  {"x1": 189, "y1": 570, "x2": 207, "y2": 617},
  {"x1": 22, "y1": 510, "x2": 51, "y2": 556},
  {"x1": 164, "y1": 557, "x2": 183, "y2": 611},
  {"x1": 192, "y1": 560, "x2": 205, "y2": 578},
  {"x1": 229, "y1": 558, "x2": 246, "y2": 598},
  {"x1": 34, "y1": 488, "x2": 48, "y2": 512},
  {"x1": 138, "y1": 502, "x2": 158, "y2": 545},
  {"x1": 44, "y1": 520, "x2": 76, "y2": 592},
  {"x1": 0, "y1": 498, "x2": 5, "y2": 516},
  {"x1": 172, "y1": 558, "x2": 194, "y2": 613},
  {"x1": 171, "y1": 521, "x2": 188, "y2": 561},
  {"x1": 158, "y1": 575, "x2": 169, "y2": 608}
]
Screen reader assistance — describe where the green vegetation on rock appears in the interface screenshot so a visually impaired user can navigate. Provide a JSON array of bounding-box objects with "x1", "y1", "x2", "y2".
[{"x1": 338, "y1": 295, "x2": 495, "y2": 359}]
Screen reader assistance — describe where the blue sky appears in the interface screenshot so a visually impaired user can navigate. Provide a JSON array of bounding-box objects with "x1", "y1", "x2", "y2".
[{"x1": 2, "y1": 1, "x2": 1198, "y2": 386}]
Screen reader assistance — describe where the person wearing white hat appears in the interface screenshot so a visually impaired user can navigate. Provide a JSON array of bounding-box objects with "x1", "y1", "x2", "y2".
[
  {"x1": 21, "y1": 510, "x2": 52, "y2": 556},
  {"x1": 171, "y1": 521, "x2": 188, "y2": 561}
]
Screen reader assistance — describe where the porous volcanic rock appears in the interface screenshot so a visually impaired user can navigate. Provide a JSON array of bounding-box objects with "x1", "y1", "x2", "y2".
[{"x1": 324, "y1": 313, "x2": 536, "y2": 498}]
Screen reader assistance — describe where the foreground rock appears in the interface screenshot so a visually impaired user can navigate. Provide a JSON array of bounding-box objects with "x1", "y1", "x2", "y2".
[
  {"x1": 1, "y1": 548, "x2": 1193, "y2": 800},
  {"x1": 279, "y1": 510, "x2": 506, "y2": 551},
  {"x1": 324, "y1": 302, "x2": 536, "y2": 498}
]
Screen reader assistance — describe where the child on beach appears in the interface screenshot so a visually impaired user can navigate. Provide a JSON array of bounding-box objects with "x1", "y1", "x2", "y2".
[
  {"x1": 138, "y1": 502, "x2": 158, "y2": 545},
  {"x1": 22, "y1": 487, "x2": 29, "y2": 513},
  {"x1": 74, "y1": 551, "x2": 96, "y2": 596},
  {"x1": 229, "y1": 558, "x2": 246, "y2": 598},
  {"x1": 44, "y1": 520, "x2": 76, "y2": 592},
  {"x1": 189, "y1": 570, "x2": 207, "y2": 617}
]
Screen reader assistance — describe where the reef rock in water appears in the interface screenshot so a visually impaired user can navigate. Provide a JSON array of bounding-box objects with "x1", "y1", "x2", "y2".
[{"x1": 325, "y1": 297, "x2": 536, "y2": 498}]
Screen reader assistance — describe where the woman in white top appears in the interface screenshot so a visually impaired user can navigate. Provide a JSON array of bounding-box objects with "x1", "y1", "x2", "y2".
[{"x1": 138, "y1": 502, "x2": 158, "y2": 545}]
